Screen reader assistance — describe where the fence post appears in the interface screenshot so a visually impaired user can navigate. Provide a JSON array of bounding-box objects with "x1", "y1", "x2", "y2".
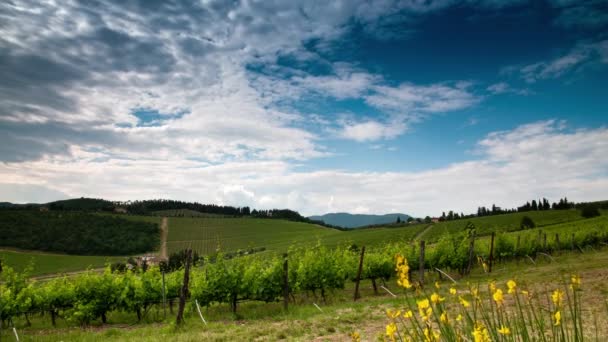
[
  {"x1": 571, "y1": 233, "x2": 575, "y2": 251},
  {"x1": 176, "y1": 248, "x2": 192, "y2": 325},
  {"x1": 283, "y1": 253, "x2": 289, "y2": 311},
  {"x1": 466, "y1": 233, "x2": 476, "y2": 275},
  {"x1": 419, "y1": 241, "x2": 425, "y2": 285},
  {"x1": 354, "y1": 246, "x2": 366, "y2": 301},
  {"x1": 488, "y1": 232, "x2": 495, "y2": 273}
]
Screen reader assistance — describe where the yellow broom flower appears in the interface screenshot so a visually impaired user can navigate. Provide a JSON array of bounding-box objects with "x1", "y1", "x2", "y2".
[
  {"x1": 449, "y1": 287, "x2": 457, "y2": 295},
  {"x1": 493, "y1": 289, "x2": 504, "y2": 307},
  {"x1": 498, "y1": 325, "x2": 511, "y2": 335},
  {"x1": 459, "y1": 296, "x2": 470, "y2": 308},
  {"x1": 507, "y1": 280, "x2": 516, "y2": 294},
  {"x1": 386, "y1": 322, "x2": 397, "y2": 341},
  {"x1": 554, "y1": 311, "x2": 561, "y2": 326},
  {"x1": 551, "y1": 289, "x2": 564, "y2": 307},
  {"x1": 431, "y1": 292, "x2": 445, "y2": 304}
]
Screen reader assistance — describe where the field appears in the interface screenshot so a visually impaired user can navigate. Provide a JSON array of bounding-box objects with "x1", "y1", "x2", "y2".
[
  {"x1": 0, "y1": 249, "x2": 124, "y2": 277},
  {"x1": 420, "y1": 209, "x2": 583, "y2": 241},
  {"x1": 165, "y1": 216, "x2": 428, "y2": 255}
]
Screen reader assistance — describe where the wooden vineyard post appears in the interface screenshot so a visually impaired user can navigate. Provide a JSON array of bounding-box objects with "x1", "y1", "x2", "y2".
[
  {"x1": 466, "y1": 233, "x2": 476, "y2": 275},
  {"x1": 419, "y1": 241, "x2": 425, "y2": 286},
  {"x1": 488, "y1": 232, "x2": 495, "y2": 273},
  {"x1": 353, "y1": 246, "x2": 366, "y2": 301},
  {"x1": 283, "y1": 253, "x2": 289, "y2": 311},
  {"x1": 571, "y1": 233, "x2": 575, "y2": 251},
  {"x1": 176, "y1": 248, "x2": 192, "y2": 325}
]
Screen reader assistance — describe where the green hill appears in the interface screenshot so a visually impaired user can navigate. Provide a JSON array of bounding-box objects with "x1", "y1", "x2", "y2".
[
  {"x1": 420, "y1": 209, "x2": 583, "y2": 242},
  {"x1": 165, "y1": 216, "x2": 427, "y2": 255}
]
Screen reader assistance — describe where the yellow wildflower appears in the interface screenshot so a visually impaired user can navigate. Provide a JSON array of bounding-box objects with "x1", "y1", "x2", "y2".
[
  {"x1": 435, "y1": 281, "x2": 441, "y2": 289},
  {"x1": 507, "y1": 280, "x2": 516, "y2": 294},
  {"x1": 403, "y1": 310, "x2": 414, "y2": 318},
  {"x1": 456, "y1": 314, "x2": 462, "y2": 321},
  {"x1": 498, "y1": 325, "x2": 511, "y2": 335},
  {"x1": 386, "y1": 309, "x2": 401, "y2": 319},
  {"x1": 473, "y1": 323, "x2": 491, "y2": 342},
  {"x1": 489, "y1": 281, "x2": 496, "y2": 293},
  {"x1": 423, "y1": 327, "x2": 440, "y2": 342},
  {"x1": 417, "y1": 298, "x2": 430, "y2": 311},
  {"x1": 386, "y1": 322, "x2": 397, "y2": 341},
  {"x1": 571, "y1": 274, "x2": 581, "y2": 289},
  {"x1": 430, "y1": 292, "x2": 445, "y2": 304},
  {"x1": 395, "y1": 254, "x2": 412, "y2": 289},
  {"x1": 459, "y1": 296, "x2": 470, "y2": 308},
  {"x1": 554, "y1": 311, "x2": 561, "y2": 326},
  {"x1": 350, "y1": 331, "x2": 361, "y2": 342},
  {"x1": 440, "y1": 311, "x2": 449, "y2": 324},
  {"x1": 493, "y1": 289, "x2": 504, "y2": 307},
  {"x1": 521, "y1": 290, "x2": 529, "y2": 296},
  {"x1": 449, "y1": 287, "x2": 457, "y2": 295},
  {"x1": 422, "y1": 307, "x2": 433, "y2": 322},
  {"x1": 551, "y1": 289, "x2": 564, "y2": 307}
]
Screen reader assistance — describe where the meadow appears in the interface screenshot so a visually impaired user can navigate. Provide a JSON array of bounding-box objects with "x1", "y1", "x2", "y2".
[{"x1": 0, "y1": 249, "x2": 124, "y2": 277}]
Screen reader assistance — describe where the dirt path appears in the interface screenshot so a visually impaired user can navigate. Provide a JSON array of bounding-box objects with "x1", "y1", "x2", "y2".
[
  {"x1": 160, "y1": 217, "x2": 168, "y2": 259},
  {"x1": 413, "y1": 224, "x2": 434, "y2": 240}
]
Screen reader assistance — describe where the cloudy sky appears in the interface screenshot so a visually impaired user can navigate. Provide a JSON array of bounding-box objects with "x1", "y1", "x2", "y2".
[{"x1": 1, "y1": 0, "x2": 607, "y2": 216}]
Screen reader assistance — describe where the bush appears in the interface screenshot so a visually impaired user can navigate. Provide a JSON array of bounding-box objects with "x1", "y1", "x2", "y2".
[
  {"x1": 581, "y1": 206, "x2": 600, "y2": 219},
  {"x1": 520, "y1": 216, "x2": 535, "y2": 229}
]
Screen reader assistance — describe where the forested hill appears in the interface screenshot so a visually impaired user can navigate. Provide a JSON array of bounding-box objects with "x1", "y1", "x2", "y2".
[{"x1": 308, "y1": 212, "x2": 410, "y2": 228}]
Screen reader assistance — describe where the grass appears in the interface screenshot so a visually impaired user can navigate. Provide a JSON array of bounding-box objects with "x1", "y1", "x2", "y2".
[
  {"x1": 3, "y1": 246, "x2": 607, "y2": 341},
  {"x1": 0, "y1": 249, "x2": 125, "y2": 277},
  {"x1": 165, "y1": 216, "x2": 427, "y2": 255}
]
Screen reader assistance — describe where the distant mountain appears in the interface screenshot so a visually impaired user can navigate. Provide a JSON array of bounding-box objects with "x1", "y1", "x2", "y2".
[{"x1": 308, "y1": 212, "x2": 410, "y2": 228}]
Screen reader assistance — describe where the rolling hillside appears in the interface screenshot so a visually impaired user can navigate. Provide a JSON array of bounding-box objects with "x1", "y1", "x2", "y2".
[{"x1": 165, "y1": 216, "x2": 426, "y2": 255}]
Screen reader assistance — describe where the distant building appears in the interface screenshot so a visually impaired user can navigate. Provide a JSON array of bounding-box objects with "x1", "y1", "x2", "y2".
[
  {"x1": 431, "y1": 217, "x2": 440, "y2": 223},
  {"x1": 39, "y1": 206, "x2": 49, "y2": 212},
  {"x1": 114, "y1": 207, "x2": 128, "y2": 214}
]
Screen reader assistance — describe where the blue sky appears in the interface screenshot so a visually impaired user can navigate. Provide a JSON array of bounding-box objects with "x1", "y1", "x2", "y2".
[{"x1": 1, "y1": 0, "x2": 607, "y2": 216}]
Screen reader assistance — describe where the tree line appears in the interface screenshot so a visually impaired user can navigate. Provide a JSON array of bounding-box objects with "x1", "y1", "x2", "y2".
[{"x1": 0, "y1": 211, "x2": 159, "y2": 255}]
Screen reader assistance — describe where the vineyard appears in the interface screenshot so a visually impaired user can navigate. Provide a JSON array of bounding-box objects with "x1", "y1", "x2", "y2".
[{"x1": 2, "y1": 214, "x2": 608, "y2": 334}]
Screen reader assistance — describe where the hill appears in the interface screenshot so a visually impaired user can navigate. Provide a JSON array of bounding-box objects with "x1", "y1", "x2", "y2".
[
  {"x1": 308, "y1": 212, "x2": 410, "y2": 228},
  {"x1": 166, "y1": 216, "x2": 425, "y2": 255},
  {"x1": 0, "y1": 210, "x2": 160, "y2": 255}
]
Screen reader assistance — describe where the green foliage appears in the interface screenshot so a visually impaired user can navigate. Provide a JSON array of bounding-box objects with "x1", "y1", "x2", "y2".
[
  {"x1": 520, "y1": 215, "x2": 536, "y2": 229},
  {"x1": 0, "y1": 210, "x2": 159, "y2": 255},
  {"x1": 581, "y1": 206, "x2": 600, "y2": 219}
]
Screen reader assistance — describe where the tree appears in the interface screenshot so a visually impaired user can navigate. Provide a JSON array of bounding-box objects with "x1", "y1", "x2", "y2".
[
  {"x1": 520, "y1": 216, "x2": 535, "y2": 230},
  {"x1": 424, "y1": 216, "x2": 432, "y2": 224},
  {"x1": 581, "y1": 206, "x2": 600, "y2": 219},
  {"x1": 396, "y1": 216, "x2": 401, "y2": 223},
  {"x1": 407, "y1": 217, "x2": 414, "y2": 223}
]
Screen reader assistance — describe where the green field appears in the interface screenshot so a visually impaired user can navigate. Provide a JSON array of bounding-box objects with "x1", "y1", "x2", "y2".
[
  {"x1": 420, "y1": 209, "x2": 583, "y2": 241},
  {"x1": 165, "y1": 217, "x2": 427, "y2": 255},
  {"x1": 0, "y1": 249, "x2": 125, "y2": 276}
]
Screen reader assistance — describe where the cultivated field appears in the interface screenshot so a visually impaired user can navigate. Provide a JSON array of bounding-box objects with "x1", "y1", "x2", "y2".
[
  {"x1": 164, "y1": 216, "x2": 428, "y2": 255},
  {"x1": 0, "y1": 249, "x2": 124, "y2": 277}
]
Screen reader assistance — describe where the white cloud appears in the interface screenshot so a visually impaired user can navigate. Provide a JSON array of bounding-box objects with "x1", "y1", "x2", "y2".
[
  {"x1": 339, "y1": 120, "x2": 406, "y2": 142},
  {"x1": 516, "y1": 40, "x2": 608, "y2": 83},
  {"x1": 487, "y1": 82, "x2": 531, "y2": 95},
  {"x1": 366, "y1": 82, "x2": 479, "y2": 114},
  {"x1": 3, "y1": 121, "x2": 607, "y2": 217}
]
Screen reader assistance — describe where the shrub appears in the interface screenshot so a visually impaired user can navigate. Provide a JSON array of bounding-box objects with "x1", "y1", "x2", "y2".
[{"x1": 520, "y1": 216, "x2": 535, "y2": 229}]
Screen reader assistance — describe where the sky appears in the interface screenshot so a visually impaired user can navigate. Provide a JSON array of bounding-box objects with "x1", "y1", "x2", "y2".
[{"x1": 1, "y1": 0, "x2": 607, "y2": 217}]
